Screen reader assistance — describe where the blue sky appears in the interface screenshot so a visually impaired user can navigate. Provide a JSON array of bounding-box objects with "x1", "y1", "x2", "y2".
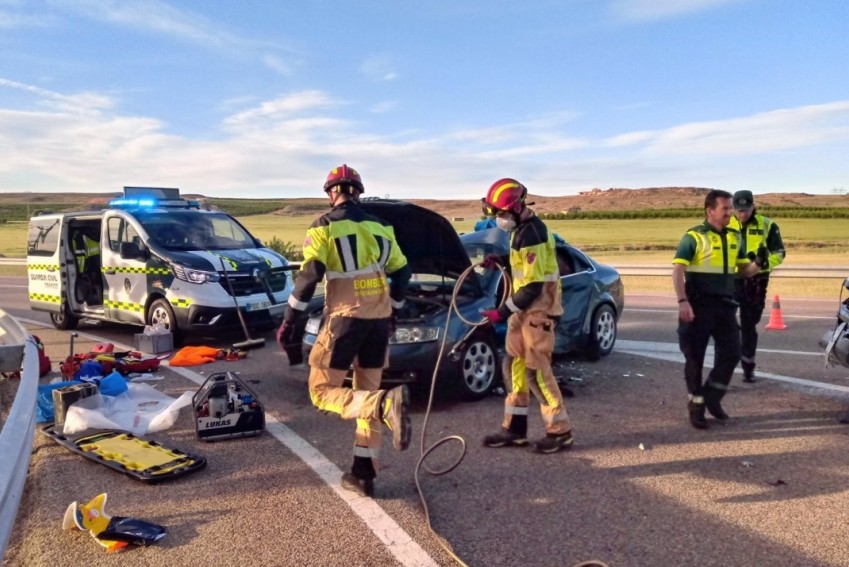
[{"x1": 1, "y1": 0, "x2": 848, "y2": 199}]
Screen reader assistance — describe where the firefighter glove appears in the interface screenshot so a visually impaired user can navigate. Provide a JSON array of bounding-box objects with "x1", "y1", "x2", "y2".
[
  {"x1": 276, "y1": 322, "x2": 305, "y2": 364},
  {"x1": 481, "y1": 308, "x2": 503, "y2": 325}
]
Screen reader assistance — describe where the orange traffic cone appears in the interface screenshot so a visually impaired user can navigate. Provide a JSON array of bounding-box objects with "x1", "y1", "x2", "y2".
[{"x1": 764, "y1": 295, "x2": 787, "y2": 330}]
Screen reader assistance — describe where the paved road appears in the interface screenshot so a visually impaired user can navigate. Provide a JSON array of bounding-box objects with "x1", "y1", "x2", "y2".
[{"x1": 3, "y1": 276, "x2": 849, "y2": 567}]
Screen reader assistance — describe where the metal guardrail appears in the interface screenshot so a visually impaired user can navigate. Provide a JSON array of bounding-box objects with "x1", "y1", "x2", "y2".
[
  {"x1": 0, "y1": 310, "x2": 37, "y2": 557},
  {"x1": 615, "y1": 264, "x2": 848, "y2": 279}
]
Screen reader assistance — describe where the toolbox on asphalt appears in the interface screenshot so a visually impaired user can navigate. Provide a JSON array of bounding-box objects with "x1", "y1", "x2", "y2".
[
  {"x1": 192, "y1": 371, "x2": 265, "y2": 441},
  {"x1": 134, "y1": 332, "x2": 174, "y2": 354}
]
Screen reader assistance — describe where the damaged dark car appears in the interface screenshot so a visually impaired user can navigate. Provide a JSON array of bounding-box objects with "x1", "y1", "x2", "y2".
[{"x1": 302, "y1": 199, "x2": 624, "y2": 401}]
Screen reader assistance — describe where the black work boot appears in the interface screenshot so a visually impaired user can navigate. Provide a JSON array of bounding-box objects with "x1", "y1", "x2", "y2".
[
  {"x1": 484, "y1": 415, "x2": 528, "y2": 448},
  {"x1": 688, "y1": 401, "x2": 708, "y2": 429},
  {"x1": 742, "y1": 361, "x2": 756, "y2": 383},
  {"x1": 342, "y1": 455, "x2": 376, "y2": 497},
  {"x1": 532, "y1": 431, "x2": 574, "y2": 454},
  {"x1": 705, "y1": 401, "x2": 729, "y2": 420},
  {"x1": 341, "y1": 473, "x2": 374, "y2": 497}
]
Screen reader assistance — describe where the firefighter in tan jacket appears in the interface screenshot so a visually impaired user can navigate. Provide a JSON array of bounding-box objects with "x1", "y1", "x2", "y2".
[
  {"x1": 480, "y1": 178, "x2": 573, "y2": 454},
  {"x1": 277, "y1": 164, "x2": 412, "y2": 497}
]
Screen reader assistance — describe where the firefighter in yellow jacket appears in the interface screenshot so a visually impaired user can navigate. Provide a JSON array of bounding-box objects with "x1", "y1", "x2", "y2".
[
  {"x1": 277, "y1": 164, "x2": 412, "y2": 497},
  {"x1": 479, "y1": 178, "x2": 573, "y2": 454},
  {"x1": 729, "y1": 190, "x2": 786, "y2": 382}
]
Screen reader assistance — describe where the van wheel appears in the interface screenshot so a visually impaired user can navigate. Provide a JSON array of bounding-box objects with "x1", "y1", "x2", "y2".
[
  {"x1": 148, "y1": 298, "x2": 181, "y2": 343},
  {"x1": 50, "y1": 303, "x2": 79, "y2": 330}
]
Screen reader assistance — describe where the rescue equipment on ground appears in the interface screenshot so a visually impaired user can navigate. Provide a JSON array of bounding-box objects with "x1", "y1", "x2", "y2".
[
  {"x1": 169, "y1": 345, "x2": 247, "y2": 366},
  {"x1": 42, "y1": 426, "x2": 206, "y2": 482},
  {"x1": 192, "y1": 371, "x2": 265, "y2": 441},
  {"x1": 62, "y1": 492, "x2": 167, "y2": 552},
  {"x1": 219, "y1": 256, "x2": 266, "y2": 350},
  {"x1": 52, "y1": 382, "x2": 99, "y2": 427}
]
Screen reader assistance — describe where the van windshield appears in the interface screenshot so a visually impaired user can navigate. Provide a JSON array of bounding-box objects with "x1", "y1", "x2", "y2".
[{"x1": 134, "y1": 211, "x2": 258, "y2": 251}]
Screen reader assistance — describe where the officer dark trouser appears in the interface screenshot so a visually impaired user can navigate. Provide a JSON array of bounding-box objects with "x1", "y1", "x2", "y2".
[
  {"x1": 678, "y1": 300, "x2": 741, "y2": 404},
  {"x1": 735, "y1": 276, "x2": 769, "y2": 378}
]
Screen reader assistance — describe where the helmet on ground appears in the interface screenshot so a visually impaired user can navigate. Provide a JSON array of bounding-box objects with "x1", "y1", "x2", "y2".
[
  {"x1": 482, "y1": 178, "x2": 527, "y2": 217},
  {"x1": 324, "y1": 164, "x2": 364, "y2": 194}
]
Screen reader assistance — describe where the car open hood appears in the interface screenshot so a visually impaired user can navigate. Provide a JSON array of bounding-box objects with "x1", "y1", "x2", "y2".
[{"x1": 359, "y1": 199, "x2": 471, "y2": 278}]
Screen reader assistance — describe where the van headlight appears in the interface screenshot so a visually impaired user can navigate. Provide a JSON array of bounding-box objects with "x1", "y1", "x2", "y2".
[
  {"x1": 390, "y1": 326, "x2": 440, "y2": 344},
  {"x1": 172, "y1": 264, "x2": 220, "y2": 284}
]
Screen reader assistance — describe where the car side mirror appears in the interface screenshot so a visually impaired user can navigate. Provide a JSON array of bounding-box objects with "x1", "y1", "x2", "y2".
[{"x1": 120, "y1": 241, "x2": 148, "y2": 261}]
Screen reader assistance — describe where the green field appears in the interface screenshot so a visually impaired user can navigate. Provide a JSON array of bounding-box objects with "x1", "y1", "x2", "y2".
[{"x1": 4, "y1": 213, "x2": 847, "y2": 297}]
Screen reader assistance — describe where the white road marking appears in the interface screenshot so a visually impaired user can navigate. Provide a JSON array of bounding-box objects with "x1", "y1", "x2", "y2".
[
  {"x1": 617, "y1": 339, "x2": 849, "y2": 394},
  {"x1": 624, "y1": 308, "x2": 835, "y2": 320},
  {"x1": 18, "y1": 316, "x2": 439, "y2": 567}
]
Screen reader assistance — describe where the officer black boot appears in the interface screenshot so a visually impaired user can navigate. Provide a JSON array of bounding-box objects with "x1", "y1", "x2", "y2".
[
  {"x1": 688, "y1": 401, "x2": 708, "y2": 429},
  {"x1": 741, "y1": 360, "x2": 756, "y2": 383},
  {"x1": 341, "y1": 455, "x2": 376, "y2": 497},
  {"x1": 703, "y1": 388, "x2": 729, "y2": 421},
  {"x1": 484, "y1": 415, "x2": 528, "y2": 447}
]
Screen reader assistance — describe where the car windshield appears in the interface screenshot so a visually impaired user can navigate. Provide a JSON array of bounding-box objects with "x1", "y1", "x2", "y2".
[{"x1": 134, "y1": 211, "x2": 258, "y2": 251}]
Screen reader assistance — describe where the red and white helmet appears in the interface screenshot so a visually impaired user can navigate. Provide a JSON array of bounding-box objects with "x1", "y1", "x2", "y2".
[
  {"x1": 324, "y1": 164, "x2": 364, "y2": 194},
  {"x1": 481, "y1": 178, "x2": 527, "y2": 216}
]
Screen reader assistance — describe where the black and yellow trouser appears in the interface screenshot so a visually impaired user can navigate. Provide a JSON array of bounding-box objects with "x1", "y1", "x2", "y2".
[
  {"x1": 501, "y1": 311, "x2": 571, "y2": 436},
  {"x1": 735, "y1": 275, "x2": 769, "y2": 376},
  {"x1": 678, "y1": 300, "x2": 740, "y2": 404},
  {"x1": 307, "y1": 316, "x2": 390, "y2": 479}
]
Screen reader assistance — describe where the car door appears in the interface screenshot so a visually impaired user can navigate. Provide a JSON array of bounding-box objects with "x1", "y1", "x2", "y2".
[
  {"x1": 555, "y1": 245, "x2": 595, "y2": 352},
  {"x1": 102, "y1": 214, "x2": 148, "y2": 324},
  {"x1": 26, "y1": 214, "x2": 65, "y2": 315}
]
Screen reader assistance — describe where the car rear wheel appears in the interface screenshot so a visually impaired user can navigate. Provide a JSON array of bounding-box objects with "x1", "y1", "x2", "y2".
[
  {"x1": 586, "y1": 304, "x2": 617, "y2": 361},
  {"x1": 455, "y1": 334, "x2": 499, "y2": 401},
  {"x1": 50, "y1": 302, "x2": 79, "y2": 330}
]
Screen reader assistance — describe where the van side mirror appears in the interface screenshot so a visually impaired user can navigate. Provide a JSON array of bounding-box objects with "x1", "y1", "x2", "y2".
[{"x1": 120, "y1": 241, "x2": 148, "y2": 261}]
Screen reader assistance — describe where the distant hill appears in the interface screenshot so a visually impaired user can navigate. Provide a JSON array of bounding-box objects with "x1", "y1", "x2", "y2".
[{"x1": 2, "y1": 188, "x2": 848, "y2": 220}]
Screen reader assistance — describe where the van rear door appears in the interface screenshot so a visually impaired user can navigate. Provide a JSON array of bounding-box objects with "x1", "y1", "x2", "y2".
[{"x1": 26, "y1": 214, "x2": 65, "y2": 315}]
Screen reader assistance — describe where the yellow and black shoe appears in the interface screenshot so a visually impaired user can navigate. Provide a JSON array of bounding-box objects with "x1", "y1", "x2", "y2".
[{"x1": 381, "y1": 386, "x2": 411, "y2": 451}]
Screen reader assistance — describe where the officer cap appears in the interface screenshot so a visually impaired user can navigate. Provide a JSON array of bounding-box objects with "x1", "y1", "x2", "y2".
[{"x1": 733, "y1": 190, "x2": 754, "y2": 211}]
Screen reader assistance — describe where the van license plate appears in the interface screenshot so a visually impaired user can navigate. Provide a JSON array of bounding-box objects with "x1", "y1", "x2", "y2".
[{"x1": 246, "y1": 301, "x2": 270, "y2": 312}]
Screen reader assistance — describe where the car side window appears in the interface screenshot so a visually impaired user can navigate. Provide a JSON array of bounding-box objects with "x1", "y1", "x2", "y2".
[
  {"x1": 107, "y1": 217, "x2": 122, "y2": 252},
  {"x1": 559, "y1": 247, "x2": 592, "y2": 276}
]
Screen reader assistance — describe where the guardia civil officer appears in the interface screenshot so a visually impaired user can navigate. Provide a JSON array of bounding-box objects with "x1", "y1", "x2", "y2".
[
  {"x1": 276, "y1": 165, "x2": 412, "y2": 497},
  {"x1": 479, "y1": 178, "x2": 573, "y2": 453},
  {"x1": 729, "y1": 190, "x2": 786, "y2": 382},
  {"x1": 672, "y1": 189, "x2": 763, "y2": 429}
]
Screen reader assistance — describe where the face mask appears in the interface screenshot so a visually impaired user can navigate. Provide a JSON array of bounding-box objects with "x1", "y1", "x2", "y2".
[{"x1": 496, "y1": 217, "x2": 516, "y2": 232}]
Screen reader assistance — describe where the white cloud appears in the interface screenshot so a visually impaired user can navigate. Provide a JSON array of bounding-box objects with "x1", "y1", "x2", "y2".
[
  {"x1": 607, "y1": 101, "x2": 849, "y2": 155},
  {"x1": 263, "y1": 54, "x2": 295, "y2": 76},
  {"x1": 610, "y1": 0, "x2": 748, "y2": 22},
  {"x1": 1, "y1": 80, "x2": 848, "y2": 198},
  {"x1": 0, "y1": 78, "x2": 114, "y2": 114},
  {"x1": 361, "y1": 56, "x2": 399, "y2": 82}
]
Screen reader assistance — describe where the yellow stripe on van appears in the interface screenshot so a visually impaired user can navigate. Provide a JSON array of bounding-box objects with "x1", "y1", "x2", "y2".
[
  {"x1": 29, "y1": 292, "x2": 61, "y2": 303},
  {"x1": 104, "y1": 299, "x2": 144, "y2": 313},
  {"x1": 103, "y1": 266, "x2": 172, "y2": 275}
]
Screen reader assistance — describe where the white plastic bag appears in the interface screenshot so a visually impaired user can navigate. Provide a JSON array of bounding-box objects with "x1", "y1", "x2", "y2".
[{"x1": 62, "y1": 382, "x2": 192, "y2": 435}]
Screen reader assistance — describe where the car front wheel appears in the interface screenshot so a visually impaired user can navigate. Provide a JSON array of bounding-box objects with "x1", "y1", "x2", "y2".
[
  {"x1": 455, "y1": 334, "x2": 499, "y2": 401},
  {"x1": 147, "y1": 298, "x2": 181, "y2": 345},
  {"x1": 586, "y1": 304, "x2": 617, "y2": 361}
]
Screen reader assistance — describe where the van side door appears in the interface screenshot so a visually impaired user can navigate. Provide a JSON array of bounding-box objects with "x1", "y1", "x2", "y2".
[
  {"x1": 102, "y1": 214, "x2": 149, "y2": 324},
  {"x1": 26, "y1": 215, "x2": 65, "y2": 315}
]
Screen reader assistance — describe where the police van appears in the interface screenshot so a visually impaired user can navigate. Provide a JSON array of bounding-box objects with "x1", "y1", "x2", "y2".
[{"x1": 27, "y1": 187, "x2": 294, "y2": 341}]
